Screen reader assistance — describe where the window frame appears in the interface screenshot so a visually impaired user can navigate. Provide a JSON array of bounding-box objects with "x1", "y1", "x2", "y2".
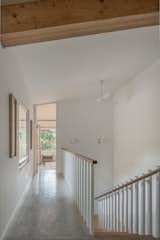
[{"x1": 18, "y1": 102, "x2": 30, "y2": 169}]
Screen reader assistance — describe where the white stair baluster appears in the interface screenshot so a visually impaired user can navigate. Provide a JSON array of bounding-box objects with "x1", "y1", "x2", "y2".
[
  {"x1": 120, "y1": 188, "x2": 124, "y2": 232},
  {"x1": 132, "y1": 182, "x2": 139, "y2": 234},
  {"x1": 105, "y1": 196, "x2": 107, "y2": 230},
  {"x1": 102, "y1": 199, "x2": 104, "y2": 229},
  {"x1": 115, "y1": 191, "x2": 118, "y2": 232},
  {"x1": 131, "y1": 184, "x2": 133, "y2": 233},
  {"x1": 77, "y1": 157, "x2": 79, "y2": 209},
  {"x1": 100, "y1": 200, "x2": 103, "y2": 230},
  {"x1": 127, "y1": 186, "x2": 131, "y2": 233},
  {"x1": 114, "y1": 191, "x2": 116, "y2": 231},
  {"x1": 118, "y1": 190, "x2": 121, "y2": 232},
  {"x1": 97, "y1": 200, "x2": 101, "y2": 229},
  {"x1": 109, "y1": 193, "x2": 112, "y2": 231},
  {"x1": 82, "y1": 159, "x2": 85, "y2": 219},
  {"x1": 116, "y1": 191, "x2": 119, "y2": 232},
  {"x1": 79, "y1": 157, "x2": 81, "y2": 211},
  {"x1": 101, "y1": 199, "x2": 104, "y2": 229},
  {"x1": 80, "y1": 158, "x2": 83, "y2": 214},
  {"x1": 74, "y1": 156, "x2": 77, "y2": 204},
  {"x1": 113, "y1": 191, "x2": 116, "y2": 231},
  {"x1": 85, "y1": 161, "x2": 88, "y2": 226},
  {"x1": 145, "y1": 176, "x2": 152, "y2": 235},
  {"x1": 107, "y1": 195, "x2": 109, "y2": 231},
  {"x1": 89, "y1": 163, "x2": 94, "y2": 234},
  {"x1": 138, "y1": 179, "x2": 145, "y2": 235},
  {"x1": 127, "y1": 184, "x2": 133, "y2": 233},
  {"x1": 152, "y1": 172, "x2": 160, "y2": 238},
  {"x1": 84, "y1": 161, "x2": 87, "y2": 225},
  {"x1": 76, "y1": 157, "x2": 79, "y2": 206},
  {"x1": 88, "y1": 163, "x2": 91, "y2": 231},
  {"x1": 123, "y1": 187, "x2": 128, "y2": 232},
  {"x1": 111, "y1": 192, "x2": 114, "y2": 231},
  {"x1": 103, "y1": 198, "x2": 106, "y2": 229},
  {"x1": 115, "y1": 191, "x2": 117, "y2": 232}
]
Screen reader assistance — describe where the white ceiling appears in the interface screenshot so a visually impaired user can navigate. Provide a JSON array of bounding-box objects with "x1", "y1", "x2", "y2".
[{"x1": 10, "y1": 26, "x2": 160, "y2": 104}]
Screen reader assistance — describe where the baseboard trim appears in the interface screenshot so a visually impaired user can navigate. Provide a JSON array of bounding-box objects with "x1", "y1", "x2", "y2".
[{"x1": 0, "y1": 178, "x2": 32, "y2": 240}]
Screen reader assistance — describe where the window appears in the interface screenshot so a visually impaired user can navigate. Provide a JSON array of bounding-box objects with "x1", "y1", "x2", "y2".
[
  {"x1": 40, "y1": 128, "x2": 56, "y2": 157},
  {"x1": 18, "y1": 103, "x2": 29, "y2": 167}
]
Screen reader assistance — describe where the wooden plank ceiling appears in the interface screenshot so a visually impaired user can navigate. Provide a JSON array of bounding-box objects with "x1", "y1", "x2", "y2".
[{"x1": 1, "y1": 0, "x2": 159, "y2": 47}]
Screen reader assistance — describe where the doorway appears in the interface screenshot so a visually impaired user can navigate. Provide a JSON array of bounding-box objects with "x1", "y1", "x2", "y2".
[{"x1": 34, "y1": 102, "x2": 56, "y2": 175}]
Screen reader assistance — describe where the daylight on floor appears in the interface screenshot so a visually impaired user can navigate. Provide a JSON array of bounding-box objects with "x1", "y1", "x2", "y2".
[{"x1": 0, "y1": 0, "x2": 160, "y2": 240}]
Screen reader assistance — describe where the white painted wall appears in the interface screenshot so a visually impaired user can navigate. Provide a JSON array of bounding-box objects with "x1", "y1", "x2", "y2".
[
  {"x1": 56, "y1": 99, "x2": 113, "y2": 196},
  {"x1": 0, "y1": 46, "x2": 33, "y2": 239},
  {"x1": 113, "y1": 59, "x2": 160, "y2": 185}
]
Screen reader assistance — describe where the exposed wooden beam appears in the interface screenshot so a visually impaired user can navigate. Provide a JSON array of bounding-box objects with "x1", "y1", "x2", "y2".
[{"x1": 1, "y1": 0, "x2": 159, "y2": 47}]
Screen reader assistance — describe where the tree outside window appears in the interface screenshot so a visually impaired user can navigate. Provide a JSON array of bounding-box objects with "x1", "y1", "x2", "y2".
[{"x1": 40, "y1": 129, "x2": 56, "y2": 154}]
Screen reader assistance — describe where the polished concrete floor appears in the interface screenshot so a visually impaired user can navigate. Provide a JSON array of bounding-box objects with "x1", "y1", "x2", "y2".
[
  {"x1": 4, "y1": 167, "x2": 140, "y2": 240},
  {"x1": 4, "y1": 167, "x2": 94, "y2": 240}
]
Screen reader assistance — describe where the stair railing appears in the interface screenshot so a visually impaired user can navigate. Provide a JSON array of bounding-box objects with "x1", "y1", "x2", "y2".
[
  {"x1": 62, "y1": 147, "x2": 97, "y2": 235},
  {"x1": 95, "y1": 167, "x2": 160, "y2": 238}
]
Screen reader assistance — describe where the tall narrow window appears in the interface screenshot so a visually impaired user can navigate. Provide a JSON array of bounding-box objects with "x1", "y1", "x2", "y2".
[{"x1": 18, "y1": 103, "x2": 29, "y2": 167}]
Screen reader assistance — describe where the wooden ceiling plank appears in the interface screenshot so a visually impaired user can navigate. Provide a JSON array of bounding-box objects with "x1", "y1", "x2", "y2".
[{"x1": 1, "y1": 0, "x2": 159, "y2": 46}]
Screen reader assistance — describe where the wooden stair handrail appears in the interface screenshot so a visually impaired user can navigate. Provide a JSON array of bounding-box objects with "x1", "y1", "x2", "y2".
[
  {"x1": 61, "y1": 147, "x2": 98, "y2": 164},
  {"x1": 95, "y1": 167, "x2": 160, "y2": 199}
]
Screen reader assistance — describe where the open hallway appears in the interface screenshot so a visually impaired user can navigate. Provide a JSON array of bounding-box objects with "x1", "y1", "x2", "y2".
[{"x1": 3, "y1": 167, "x2": 92, "y2": 240}]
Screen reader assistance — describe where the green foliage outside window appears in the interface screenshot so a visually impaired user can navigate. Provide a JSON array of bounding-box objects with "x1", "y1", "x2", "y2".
[{"x1": 40, "y1": 129, "x2": 56, "y2": 151}]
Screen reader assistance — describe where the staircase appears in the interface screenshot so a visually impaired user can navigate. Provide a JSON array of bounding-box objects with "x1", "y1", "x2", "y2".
[
  {"x1": 62, "y1": 148, "x2": 160, "y2": 239},
  {"x1": 94, "y1": 168, "x2": 160, "y2": 239}
]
